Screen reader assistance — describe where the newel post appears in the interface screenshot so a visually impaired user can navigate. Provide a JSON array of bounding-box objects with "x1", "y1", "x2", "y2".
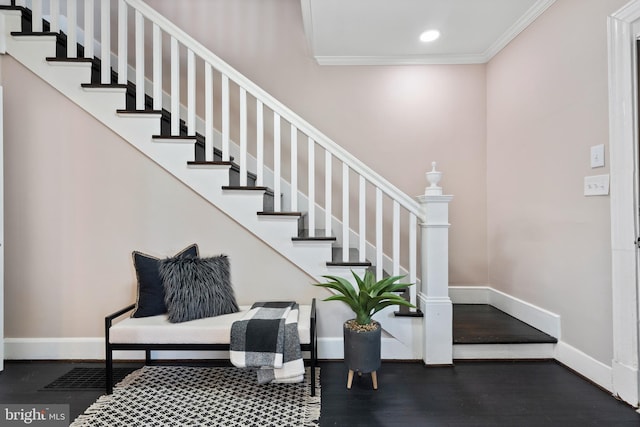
[{"x1": 417, "y1": 162, "x2": 453, "y2": 365}]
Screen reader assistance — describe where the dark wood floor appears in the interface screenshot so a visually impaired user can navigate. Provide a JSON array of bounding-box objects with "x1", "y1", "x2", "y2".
[
  {"x1": 0, "y1": 360, "x2": 638, "y2": 426},
  {"x1": 321, "y1": 360, "x2": 640, "y2": 426},
  {"x1": 0, "y1": 306, "x2": 636, "y2": 425}
]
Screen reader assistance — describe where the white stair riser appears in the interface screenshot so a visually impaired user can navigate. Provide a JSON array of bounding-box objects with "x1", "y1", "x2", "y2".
[
  {"x1": 1, "y1": 10, "x2": 23, "y2": 39},
  {"x1": 453, "y1": 343, "x2": 556, "y2": 360},
  {"x1": 81, "y1": 87, "x2": 127, "y2": 111}
]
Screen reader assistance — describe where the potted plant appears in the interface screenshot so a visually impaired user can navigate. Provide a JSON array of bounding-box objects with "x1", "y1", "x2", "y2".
[{"x1": 314, "y1": 270, "x2": 415, "y2": 390}]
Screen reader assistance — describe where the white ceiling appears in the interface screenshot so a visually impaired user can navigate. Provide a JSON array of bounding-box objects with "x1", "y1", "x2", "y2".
[{"x1": 301, "y1": 0, "x2": 556, "y2": 65}]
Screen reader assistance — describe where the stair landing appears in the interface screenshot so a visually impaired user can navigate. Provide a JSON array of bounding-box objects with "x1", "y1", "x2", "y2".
[{"x1": 453, "y1": 304, "x2": 557, "y2": 360}]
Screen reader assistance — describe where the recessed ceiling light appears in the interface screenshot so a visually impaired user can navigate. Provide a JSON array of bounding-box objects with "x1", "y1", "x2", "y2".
[{"x1": 419, "y1": 30, "x2": 440, "y2": 43}]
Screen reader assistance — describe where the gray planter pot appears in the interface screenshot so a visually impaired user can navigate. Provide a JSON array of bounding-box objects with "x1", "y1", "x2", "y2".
[{"x1": 343, "y1": 320, "x2": 381, "y2": 373}]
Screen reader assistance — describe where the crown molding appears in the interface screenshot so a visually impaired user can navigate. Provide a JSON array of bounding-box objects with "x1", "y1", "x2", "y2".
[
  {"x1": 482, "y1": 0, "x2": 556, "y2": 61},
  {"x1": 305, "y1": 0, "x2": 556, "y2": 66},
  {"x1": 300, "y1": 0, "x2": 315, "y2": 57}
]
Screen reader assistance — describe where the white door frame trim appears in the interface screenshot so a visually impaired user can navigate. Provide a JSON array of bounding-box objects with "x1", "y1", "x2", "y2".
[
  {"x1": 0, "y1": 85, "x2": 4, "y2": 371},
  {"x1": 608, "y1": 0, "x2": 640, "y2": 407}
]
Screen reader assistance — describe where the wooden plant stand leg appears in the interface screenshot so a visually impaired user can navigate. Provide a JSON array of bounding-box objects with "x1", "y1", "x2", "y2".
[
  {"x1": 371, "y1": 371, "x2": 378, "y2": 390},
  {"x1": 347, "y1": 369, "x2": 355, "y2": 389}
]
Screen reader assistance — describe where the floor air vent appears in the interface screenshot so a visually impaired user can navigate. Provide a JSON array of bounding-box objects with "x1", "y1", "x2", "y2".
[{"x1": 42, "y1": 367, "x2": 137, "y2": 390}]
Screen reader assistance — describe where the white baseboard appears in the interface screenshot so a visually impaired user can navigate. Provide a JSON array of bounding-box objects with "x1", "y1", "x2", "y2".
[
  {"x1": 5, "y1": 336, "x2": 418, "y2": 361},
  {"x1": 448, "y1": 286, "x2": 491, "y2": 304},
  {"x1": 316, "y1": 337, "x2": 343, "y2": 360},
  {"x1": 454, "y1": 343, "x2": 555, "y2": 360},
  {"x1": 4, "y1": 338, "x2": 251, "y2": 361},
  {"x1": 612, "y1": 359, "x2": 640, "y2": 406},
  {"x1": 5, "y1": 338, "x2": 104, "y2": 360},
  {"x1": 149, "y1": 337, "x2": 418, "y2": 360},
  {"x1": 449, "y1": 286, "x2": 561, "y2": 338},
  {"x1": 555, "y1": 341, "x2": 613, "y2": 393}
]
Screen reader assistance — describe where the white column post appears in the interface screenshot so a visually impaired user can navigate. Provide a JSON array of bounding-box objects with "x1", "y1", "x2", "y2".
[{"x1": 417, "y1": 162, "x2": 453, "y2": 366}]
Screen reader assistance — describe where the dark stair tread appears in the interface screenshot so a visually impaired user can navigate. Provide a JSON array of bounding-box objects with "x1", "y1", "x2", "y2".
[
  {"x1": 116, "y1": 109, "x2": 163, "y2": 114},
  {"x1": 81, "y1": 83, "x2": 129, "y2": 89},
  {"x1": 257, "y1": 211, "x2": 304, "y2": 217},
  {"x1": 326, "y1": 261, "x2": 372, "y2": 266},
  {"x1": 187, "y1": 160, "x2": 234, "y2": 166},
  {"x1": 394, "y1": 308, "x2": 424, "y2": 317},
  {"x1": 46, "y1": 56, "x2": 93, "y2": 63},
  {"x1": 293, "y1": 229, "x2": 336, "y2": 241},
  {"x1": 327, "y1": 247, "x2": 371, "y2": 267},
  {"x1": 156, "y1": 135, "x2": 200, "y2": 141},
  {"x1": 453, "y1": 304, "x2": 558, "y2": 345},
  {"x1": 11, "y1": 31, "x2": 58, "y2": 36},
  {"x1": 222, "y1": 186, "x2": 274, "y2": 196}
]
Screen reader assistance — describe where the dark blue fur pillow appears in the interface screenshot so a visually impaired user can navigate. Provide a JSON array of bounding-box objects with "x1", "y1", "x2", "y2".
[
  {"x1": 159, "y1": 255, "x2": 239, "y2": 323},
  {"x1": 131, "y1": 244, "x2": 199, "y2": 318}
]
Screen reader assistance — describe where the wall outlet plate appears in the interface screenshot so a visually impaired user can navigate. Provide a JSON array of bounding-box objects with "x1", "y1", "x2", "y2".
[
  {"x1": 590, "y1": 144, "x2": 605, "y2": 168},
  {"x1": 584, "y1": 174, "x2": 609, "y2": 196}
]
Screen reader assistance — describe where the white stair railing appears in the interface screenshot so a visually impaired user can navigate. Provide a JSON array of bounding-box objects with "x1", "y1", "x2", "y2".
[{"x1": 13, "y1": 0, "x2": 453, "y2": 316}]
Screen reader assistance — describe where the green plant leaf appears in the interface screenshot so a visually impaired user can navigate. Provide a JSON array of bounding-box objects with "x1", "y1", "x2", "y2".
[
  {"x1": 323, "y1": 295, "x2": 359, "y2": 313},
  {"x1": 314, "y1": 275, "x2": 358, "y2": 301},
  {"x1": 370, "y1": 300, "x2": 410, "y2": 316},
  {"x1": 365, "y1": 292, "x2": 406, "y2": 312},
  {"x1": 370, "y1": 275, "x2": 407, "y2": 295},
  {"x1": 314, "y1": 270, "x2": 416, "y2": 325},
  {"x1": 352, "y1": 270, "x2": 368, "y2": 293},
  {"x1": 382, "y1": 282, "x2": 413, "y2": 294}
]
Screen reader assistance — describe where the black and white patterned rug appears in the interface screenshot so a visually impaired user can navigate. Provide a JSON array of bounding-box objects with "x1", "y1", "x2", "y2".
[{"x1": 71, "y1": 366, "x2": 320, "y2": 427}]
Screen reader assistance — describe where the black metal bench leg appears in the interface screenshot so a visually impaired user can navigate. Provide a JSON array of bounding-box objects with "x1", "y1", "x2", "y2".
[
  {"x1": 106, "y1": 346, "x2": 113, "y2": 394},
  {"x1": 310, "y1": 298, "x2": 317, "y2": 397},
  {"x1": 311, "y1": 363, "x2": 316, "y2": 396},
  {"x1": 104, "y1": 304, "x2": 136, "y2": 394}
]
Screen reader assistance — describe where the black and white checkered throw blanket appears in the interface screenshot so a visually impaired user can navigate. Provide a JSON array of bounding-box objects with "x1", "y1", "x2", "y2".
[{"x1": 230, "y1": 301, "x2": 305, "y2": 384}]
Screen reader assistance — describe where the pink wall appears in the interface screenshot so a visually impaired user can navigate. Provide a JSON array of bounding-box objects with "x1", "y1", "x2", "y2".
[
  {"x1": 1, "y1": 0, "x2": 488, "y2": 345},
  {"x1": 486, "y1": 0, "x2": 628, "y2": 364},
  {"x1": 5, "y1": 0, "x2": 622, "y2": 369},
  {"x1": 1, "y1": 55, "x2": 319, "y2": 338},
  {"x1": 145, "y1": 0, "x2": 489, "y2": 285}
]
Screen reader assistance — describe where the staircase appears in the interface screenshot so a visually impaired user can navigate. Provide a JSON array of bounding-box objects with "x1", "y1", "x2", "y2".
[{"x1": 0, "y1": 0, "x2": 456, "y2": 361}]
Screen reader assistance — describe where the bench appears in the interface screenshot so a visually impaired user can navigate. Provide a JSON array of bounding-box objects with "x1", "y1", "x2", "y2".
[{"x1": 105, "y1": 299, "x2": 317, "y2": 395}]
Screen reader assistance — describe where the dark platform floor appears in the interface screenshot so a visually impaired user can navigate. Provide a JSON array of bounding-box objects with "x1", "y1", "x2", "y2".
[
  {"x1": 0, "y1": 360, "x2": 639, "y2": 426},
  {"x1": 453, "y1": 304, "x2": 557, "y2": 344}
]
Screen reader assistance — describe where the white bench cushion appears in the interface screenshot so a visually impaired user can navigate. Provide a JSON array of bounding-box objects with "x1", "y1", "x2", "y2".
[{"x1": 109, "y1": 305, "x2": 312, "y2": 345}]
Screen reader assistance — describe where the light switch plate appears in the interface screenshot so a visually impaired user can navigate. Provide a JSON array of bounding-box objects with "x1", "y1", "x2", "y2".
[
  {"x1": 584, "y1": 174, "x2": 609, "y2": 196},
  {"x1": 590, "y1": 144, "x2": 605, "y2": 168}
]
